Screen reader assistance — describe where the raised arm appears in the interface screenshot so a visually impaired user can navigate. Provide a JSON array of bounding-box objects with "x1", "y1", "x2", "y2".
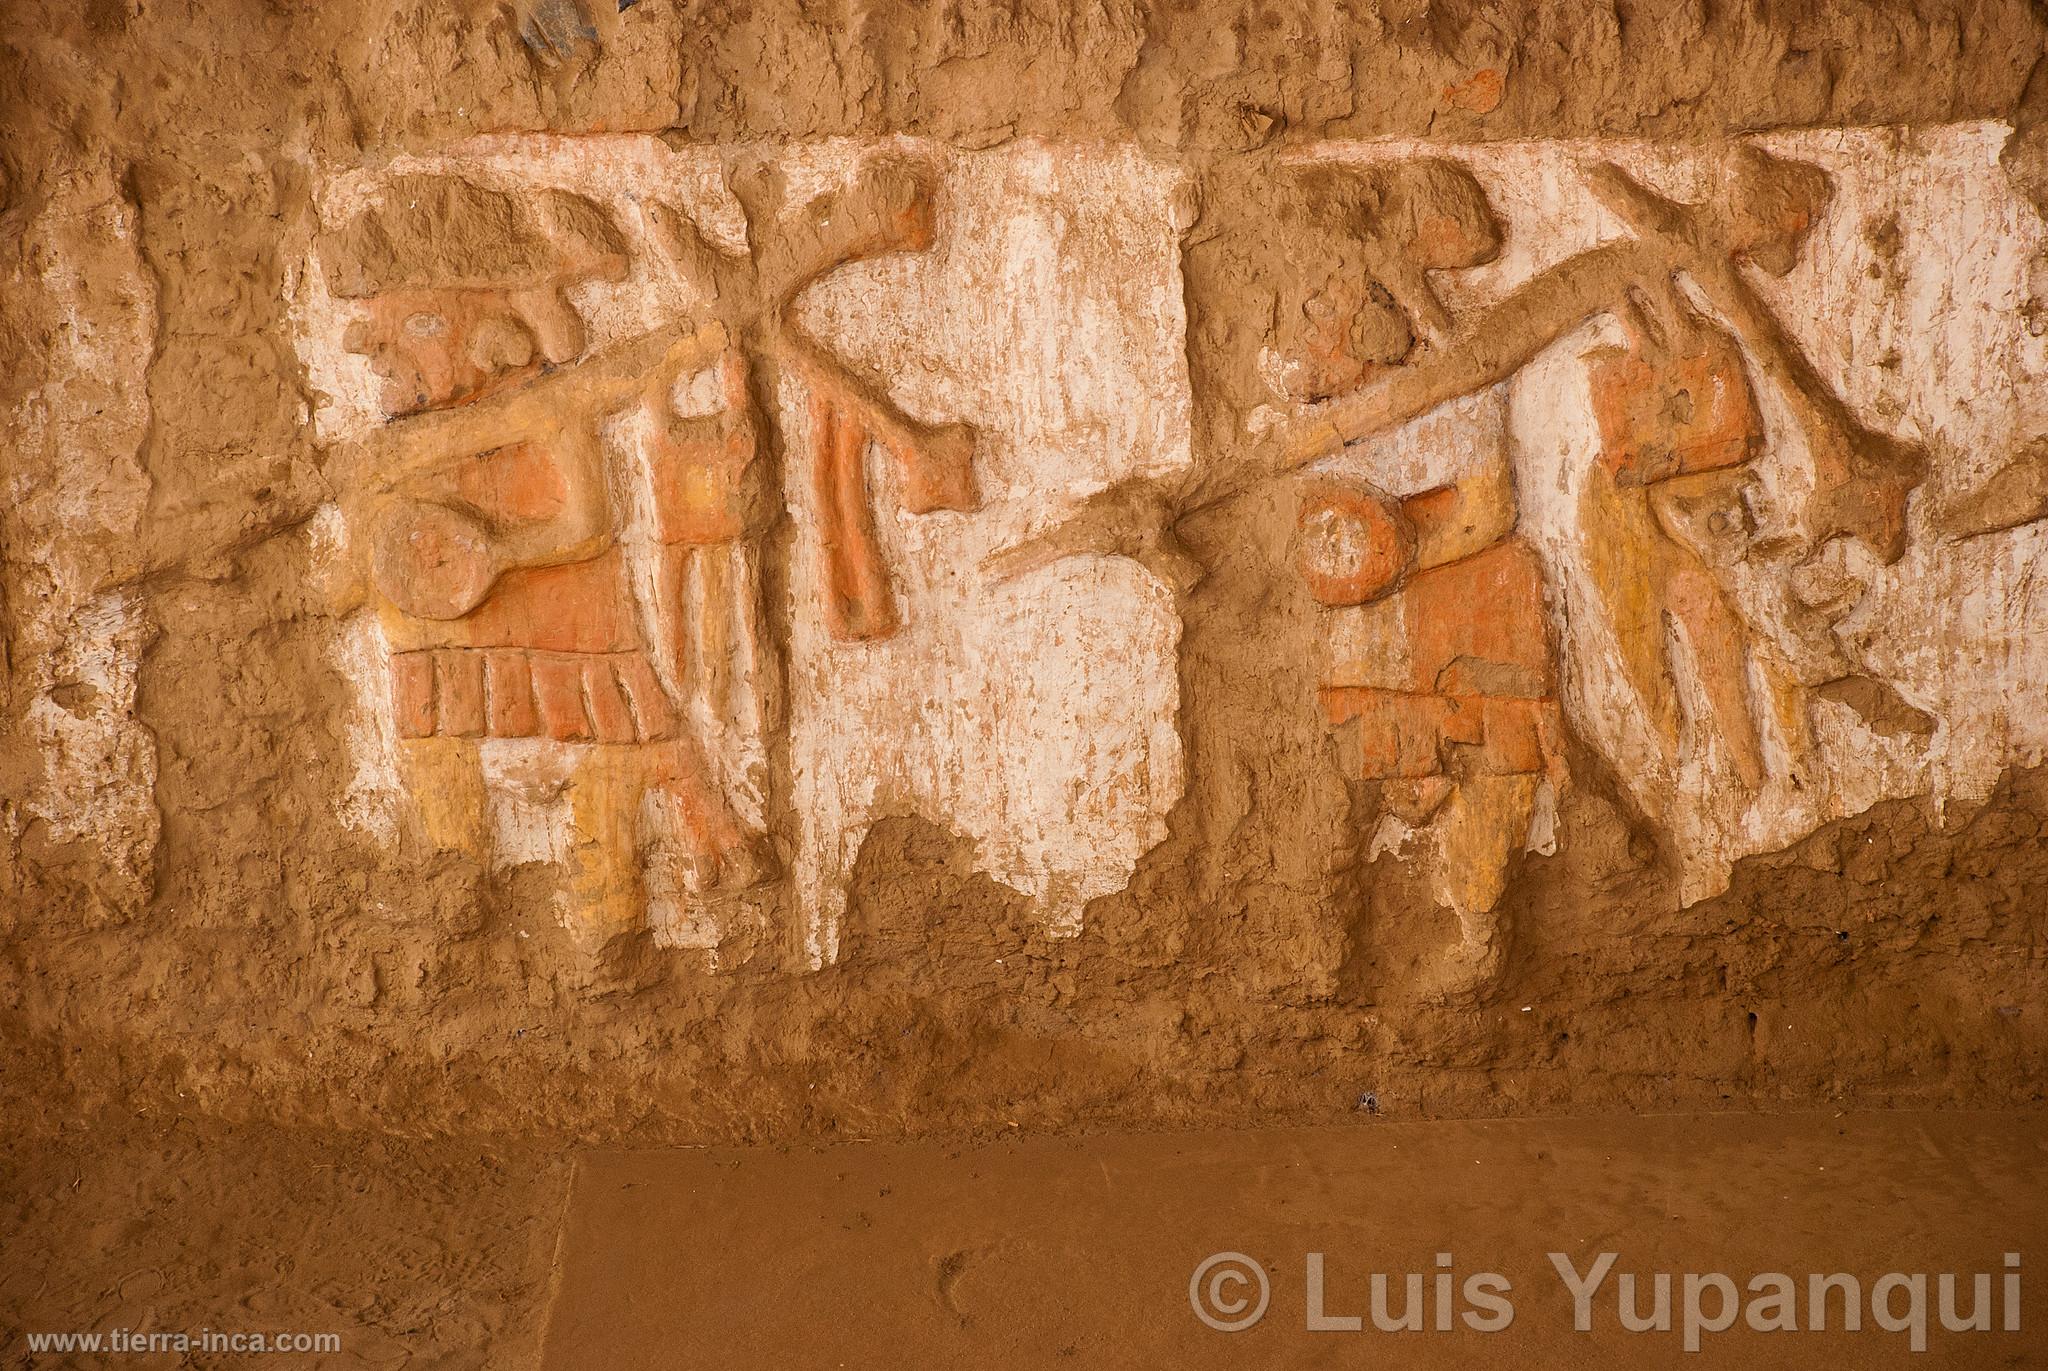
[
  {"x1": 1270, "y1": 240, "x2": 1659, "y2": 472},
  {"x1": 334, "y1": 319, "x2": 730, "y2": 499}
]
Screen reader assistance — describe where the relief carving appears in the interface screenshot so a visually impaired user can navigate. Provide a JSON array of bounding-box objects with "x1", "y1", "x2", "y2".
[
  {"x1": 1248, "y1": 126, "x2": 2045, "y2": 981},
  {"x1": 289, "y1": 127, "x2": 2042, "y2": 988},
  {"x1": 637, "y1": 154, "x2": 980, "y2": 640},
  {"x1": 298, "y1": 139, "x2": 1191, "y2": 963},
  {"x1": 1264, "y1": 160, "x2": 1569, "y2": 992},
  {"x1": 315, "y1": 153, "x2": 976, "y2": 949}
]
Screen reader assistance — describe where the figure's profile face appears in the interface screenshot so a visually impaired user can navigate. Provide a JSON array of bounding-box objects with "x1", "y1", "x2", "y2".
[
  {"x1": 343, "y1": 289, "x2": 542, "y2": 416},
  {"x1": 1716, "y1": 148, "x2": 1831, "y2": 279},
  {"x1": 1411, "y1": 208, "x2": 1501, "y2": 272},
  {"x1": 1265, "y1": 270, "x2": 1415, "y2": 404}
]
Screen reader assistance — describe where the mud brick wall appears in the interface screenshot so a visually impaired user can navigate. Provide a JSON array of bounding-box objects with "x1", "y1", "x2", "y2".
[{"x1": 4, "y1": 0, "x2": 2047, "y2": 1139}]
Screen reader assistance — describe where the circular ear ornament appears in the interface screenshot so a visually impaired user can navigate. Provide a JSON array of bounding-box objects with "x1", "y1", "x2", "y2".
[
  {"x1": 372, "y1": 500, "x2": 499, "y2": 620},
  {"x1": 1293, "y1": 479, "x2": 1415, "y2": 606}
]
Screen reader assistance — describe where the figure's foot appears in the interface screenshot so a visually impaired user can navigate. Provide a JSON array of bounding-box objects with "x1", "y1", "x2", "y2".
[
  {"x1": 887, "y1": 421, "x2": 978, "y2": 514},
  {"x1": 1814, "y1": 674, "x2": 1935, "y2": 740},
  {"x1": 1809, "y1": 428, "x2": 1924, "y2": 565},
  {"x1": 1936, "y1": 436, "x2": 2048, "y2": 539}
]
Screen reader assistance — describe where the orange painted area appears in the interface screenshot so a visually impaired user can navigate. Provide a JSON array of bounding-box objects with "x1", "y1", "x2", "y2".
[
  {"x1": 610, "y1": 653, "x2": 676, "y2": 742},
  {"x1": 1580, "y1": 326, "x2": 1795, "y2": 790},
  {"x1": 1313, "y1": 533, "x2": 1562, "y2": 783},
  {"x1": 391, "y1": 652, "x2": 437, "y2": 739},
  {"x1": 882, "y1": 424, "x2": 978, "y2": 515},
  {"x1": 648, "y1": 347, "x2": 757, "y2": 546},
  {"x1": 530, "y1": 655, "x2": 595, "y2": 741},
  {"x1": 1324, "y1": 690, "x2": 1458, "y2": 778},
  {"x1": 452, "y1": 441, "x2": 569, "y2": 525},
  {"x1": 1401, "y1": 540, "x2": 1554, "y2": 694},
  {"x1": 643, "y1": 737, "x2": 750, "y2": 862},
  {"x1": 650, "y1": 433, "x2": 752, "y2": 545},
  {"x1": 1441, "y1": 68, "x2": 1504, "y2": 114},
  {"x1": 582, "y1": 659, "x2": 638, "y2": 743},
  {"x1": 435, "y1": 649, "x2": 488, "y2": 737},
  {"x1": 1295, "y1": 482, "x2": 1414, "y2": 607},
  {"x1": 1588, "y1": 331, "x2": 1762, "y2": 486},
  {"x1": 390, "y1": 645, "x2": 686, "y2": 747},
  {"x1": 484, "y1": 649, "x2": 540, "y2": 737},
  {"x1": 434, "y1": 548, "x2": 641, "y2": 654},
  {"x1": 810, "y1": 392, "x2": 898, "y2": 641},
  {"x1": 1323, "y1": 688, "x2": 1560, "y2": 780},
  {"x1": 1398, "y1": 484, "x2": 1463, "y2": 538}
]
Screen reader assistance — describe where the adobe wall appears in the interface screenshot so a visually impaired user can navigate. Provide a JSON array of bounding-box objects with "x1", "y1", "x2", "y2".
[{"x1": 4, "y1": 0, "x2": 2046, "y2": 1139}]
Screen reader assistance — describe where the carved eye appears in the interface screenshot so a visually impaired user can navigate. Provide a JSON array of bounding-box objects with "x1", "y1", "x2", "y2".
[{"x1": 403, "y1": 312, "x2": 448, "y2": 338}]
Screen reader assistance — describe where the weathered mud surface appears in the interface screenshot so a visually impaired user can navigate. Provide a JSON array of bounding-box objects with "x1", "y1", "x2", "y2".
[{"x1": 3, "y1": 2, "x2": 2045, "y2": 1143}]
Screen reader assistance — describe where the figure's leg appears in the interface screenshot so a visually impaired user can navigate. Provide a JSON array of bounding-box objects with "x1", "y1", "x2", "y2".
[
  {"x1": 810, "y1": 395, "x2": 897, "y2": 640},
  {"x1": 564, "y1": 740, "x2": 769, "y2": 956},
  {"x1": 649, "y1": 537, "x2": 773, "y2": 904},
  {"x1": 397, "y1": 736, "x2": 490, "y2": 857},
  {"x1": 1648, "y1": 468, "x2": 1806, "y2": 785},
  {"x1": 646, "y1": 738, "x2": 770, "y2": 894},
  {"x1": 1579, "y1": 469, "x2": 1682, "y2": 753},
  {"x1": 1418, "y1": 772, "x2": 1541, "y2": 999},
  {"x1": 565, "y1": 746, "x2": 647, "y2": 949},
  {"x1": 1756, "y1": 651, "x2": 1817, "y2": 778},
  {"x1": 1664, "y1": 559, "x2": 1768, "y2": 792},
  {"x1": 1434, "y1": 772, "x2": 1541, "y2": 938},
  {"x1": 690, "y1": 542, "x2": 735, "y2": 720}
]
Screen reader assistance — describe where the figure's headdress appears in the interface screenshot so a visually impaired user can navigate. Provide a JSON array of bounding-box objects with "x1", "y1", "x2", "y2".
[{"x1": 321, "y1": 175, "x2": 629, "y2": 299}]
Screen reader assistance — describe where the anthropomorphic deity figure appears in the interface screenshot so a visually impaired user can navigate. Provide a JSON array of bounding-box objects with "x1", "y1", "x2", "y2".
[
  {"x1": 1264, "y1": 159, "x2": 1571, "y2": 993},
  {"x1": 1574, "y1": 161, "x2": 1822, "y2": 797},
  {"x1": 324, "y1": 176, "x2": 768, "y2": 945},
  {"x1": 321, "y1": 158, "x2": 979, "y2": 953},
  {"x1": 1574, "y1": 150, "x2": 1925, "y2": 807},
  {"x1": 1270, "y1": 144, "x2": 1927, "y2": 849}
]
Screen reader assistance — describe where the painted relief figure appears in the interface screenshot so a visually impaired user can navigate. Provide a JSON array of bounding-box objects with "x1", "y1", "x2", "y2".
[
  {"x1": 305, "y1": 140, "x2": 1199, "y2": 964},
  {"x1": 1570, "y1": 154, "x2": 1836, "y2": 799},
  {"x1": 1241, "y1": 140, "x2": 1951, "y2": 989},
  {"x1": 1573, "y1": 151, "x2": 1926, "y2": 807},
  {"x1": 1264, "y1": 160, "x2": 1569, "y2": 992},
  {"x1": 635, "y1": 154, "x2": 980, "y2": 643},
  {"x1": 324, "y1": 176, "x2": 767, "y2": 944},
  {"x1": 319, "y1": 154, "x2": 978, "y2": 951},
  {"x1": 1271, "y1": 146, "x2": 1926, "y2": 841}
]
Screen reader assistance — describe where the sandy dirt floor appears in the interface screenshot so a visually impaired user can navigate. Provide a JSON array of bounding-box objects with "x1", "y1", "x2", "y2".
[
  {"x1": 2, "y1": 1122, "x2": 569, "y2": 1370},
  {"x1": 6, "y1": 1111, "x2": 2043, "y2": 1368}
]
